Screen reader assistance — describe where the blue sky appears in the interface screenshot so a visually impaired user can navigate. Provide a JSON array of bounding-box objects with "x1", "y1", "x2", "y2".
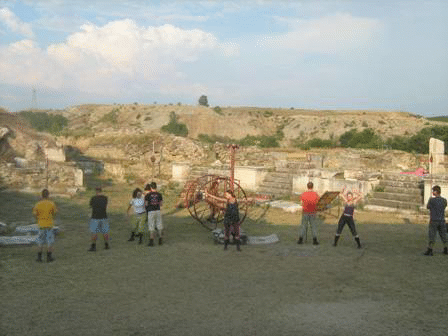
[{"x1": 0, "y1": 0, "x2": 447, "y2": 116}]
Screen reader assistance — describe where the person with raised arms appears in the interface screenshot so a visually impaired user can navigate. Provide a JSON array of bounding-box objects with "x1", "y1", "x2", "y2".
[{"x1": 333, "y1": 188, "x2": 362, "y2": 249}]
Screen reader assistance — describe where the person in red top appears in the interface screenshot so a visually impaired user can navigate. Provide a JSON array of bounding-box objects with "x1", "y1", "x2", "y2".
[{"x1": 298, "y1": 182, "x2": 320, "y2": 245}]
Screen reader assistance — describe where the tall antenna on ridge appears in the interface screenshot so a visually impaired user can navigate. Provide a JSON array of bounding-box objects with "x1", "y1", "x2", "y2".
[{"x1": 31, "y1": 87, "x2": 37, "y2": 110}]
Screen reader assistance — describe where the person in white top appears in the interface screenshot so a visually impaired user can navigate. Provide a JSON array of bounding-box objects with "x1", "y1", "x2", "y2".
[{"x1": 127, "y1": 188, "x2": 147, "y2": 244}]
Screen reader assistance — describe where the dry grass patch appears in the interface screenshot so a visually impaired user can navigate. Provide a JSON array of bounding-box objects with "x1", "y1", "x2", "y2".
[{"x1": 1, "y1": 186, "x2": 447, "y2": 336}]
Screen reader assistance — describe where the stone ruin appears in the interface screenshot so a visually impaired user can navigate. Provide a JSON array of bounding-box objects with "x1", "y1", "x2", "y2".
[
  {"x1": 172, "y1": 144, "x2": 440, "y2": 213},
  {"x1": 0, "y1": 128, "x2": 84, "y2": 195}
]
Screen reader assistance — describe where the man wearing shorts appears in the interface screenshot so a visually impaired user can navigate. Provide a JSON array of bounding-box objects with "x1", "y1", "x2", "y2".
[
  {"x1": 88, "y1": 187, "x2": 110, "y2": 251},
  {"x1": 145, "y1": 182, "x2": 163, "y2": 246},
  {"x1": 33, "y1": 189, "x2": 57, "y2": 262}
]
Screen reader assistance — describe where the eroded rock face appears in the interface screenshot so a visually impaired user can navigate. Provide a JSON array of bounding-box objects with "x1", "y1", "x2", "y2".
[
  {"x1": 0, "y1": 113, "x2": 74, "y2": 193},
  {"x1": 0, "y1": 127, "x2": 10, "y2": 138},
  {"x1": 0, "y1": 127, "x2": 14, "y2": 162}
]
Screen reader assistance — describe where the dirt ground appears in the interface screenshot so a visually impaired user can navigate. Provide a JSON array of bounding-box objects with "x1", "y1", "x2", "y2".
[{"x1": 1, "y1": 186, "x2": 448, "y2": 336}]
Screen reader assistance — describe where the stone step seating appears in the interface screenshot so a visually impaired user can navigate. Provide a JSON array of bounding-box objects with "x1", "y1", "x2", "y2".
[
  {"x1": 367, "y1": 173, "x2": 424, "y2": 211},
  {"x1": 284, "y1": 161, "x2": 316, "y2": 171},
  {"x1": 383, "y1": 186, "x2": 422, "y2": 194},
  {"x1": 370, "y1": 191, "x2": 422, "y2": 203},
  {"x1": 257, "y1": 169, "x2": 294, "y2": 198}
]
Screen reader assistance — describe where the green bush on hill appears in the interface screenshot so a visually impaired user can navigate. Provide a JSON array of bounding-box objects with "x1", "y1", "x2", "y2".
[
  {"x1": 19, "y1": 111, "x2": 68, "y2": 135},
  {"x1": 161, "y1": 112, "x2": 188, "y2": 137},
  {"x1": 213, "y1": 106, "x2": 224, "y2": 115},
  {"x1": 386, "y1": 126, "x2": 448, "y2": 154},
  {"x1": 292, "y1": 137, "x2": 335, "y2": 150},
  {"x1": 99, "y1": 108, "x2": 119, "y2": 124},
  {"x1": 295, "y1": 125, "x2": 448, "y2": 154},
  {"x1": 339, "y1": 128, "x2": 381, "y2": 149},
  {"x1": 197, "y1": 134, "x2": 234, "y2": 144},
  {"x1": 239, "y1": 135, "x2": 279, "y2": 148}
]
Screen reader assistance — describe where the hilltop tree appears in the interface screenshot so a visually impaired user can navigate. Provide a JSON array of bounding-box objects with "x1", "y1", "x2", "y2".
[{"x1": 198, "y1": 95, "x2": 209, "y2": 107}]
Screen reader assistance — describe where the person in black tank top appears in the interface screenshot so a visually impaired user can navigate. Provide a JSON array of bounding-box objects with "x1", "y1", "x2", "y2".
[
  {"x1": 203, "y1": 188, "x2": 242, "y2": 251},
  {"x1": 333, "y1": 188, "x2": 362, "y2": 248},
  {"x1": 223, "y1": 190, "x2": 241, "y2": 251}
]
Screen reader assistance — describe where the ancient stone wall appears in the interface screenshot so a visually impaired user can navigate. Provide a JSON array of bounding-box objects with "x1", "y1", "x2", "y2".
[{"x1": 0, "y1": 161, "x2": 83, "y2": 194}]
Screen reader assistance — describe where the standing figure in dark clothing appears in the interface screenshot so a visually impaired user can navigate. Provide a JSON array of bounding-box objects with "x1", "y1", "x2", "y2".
[
  {"x1": 145, "y1": 182, "x2": 164, "y2": 246},
  {"x1": 223, "y1": 190, "x2": 241, "y2": 251},
  {"x1": 424, "y1": 185, "x2": 448, "y2": 256},
  {"x1": 333, "y1": 188, "x2": 362, "y2": 248},
  {"x1": 88, "y1": 187, "x2": 110, "y2": 251}
]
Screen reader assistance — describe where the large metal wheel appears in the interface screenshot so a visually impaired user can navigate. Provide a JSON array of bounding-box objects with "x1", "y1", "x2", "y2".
[{"x1": 184, "y1": 175, "x2": 248, "y2": 231}]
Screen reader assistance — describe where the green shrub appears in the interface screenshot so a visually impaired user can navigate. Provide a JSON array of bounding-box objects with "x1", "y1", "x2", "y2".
[
  {"x1": 306, "y1": 138, "x2": 334, "y2": 148},
  {"x1": 99, "y1": 108, "x2": 119, "y2": 124},
  {"x1": 197, "y1": 134, "x2": 234, "y2": 144},
  {"x1": 292, "y1": 137, "x2": 335, "y2": 149},
  {"x1": 339, "y1": 128, "x2": 381, "y2": 149},
  {"x1": 239, "y1": 135, "x2": 279, "y2": 148},
  {"x1": 61, "y1": 127, "x2": 94, "y2": 139},
  {"x1": 427, "y1": 116, "x2": 448, "y2": 123},
  {"x1": 213, "y1": 106, "x2": 223, "y2": 115},
  {"x1": 19, "y1": 111, "x2": 68, "y2": 135},
  {"x1": 385, "y1": 126, "x2": 448, "y2": 154},
  {"x1": 161, "y1": 112, "x2": 188, "y2": 137},
  {"x1": 374, "y1": 185, "x2": 385, "y2": 192}
]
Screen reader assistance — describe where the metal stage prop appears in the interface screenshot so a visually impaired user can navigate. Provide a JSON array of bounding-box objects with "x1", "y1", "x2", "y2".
[{"x1": 180, "y1": 144, "x2": 270, "y2": 231}]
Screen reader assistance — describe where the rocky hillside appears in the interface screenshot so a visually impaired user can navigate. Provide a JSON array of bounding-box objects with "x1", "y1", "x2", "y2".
[
  {"x1": 0, "y1": 109, "x2": 82, "y2": 192},
  {"x1": 40, "y1": 104, "x2": 434, "y2": 183},
  {"x1": 0, "y1": 104, "x2": 439, "y2": 190},
  {"x1": 53, "y1": 104, "x2": 441, "y2": 146},
  {"x1": 0, "y1": 109, "x2": 57, "y2": 162}
]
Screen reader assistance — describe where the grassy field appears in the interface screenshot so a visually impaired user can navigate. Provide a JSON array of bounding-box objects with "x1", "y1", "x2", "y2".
[{"x1": 1, "y1": 185, "x2": 448, "y2": 336}]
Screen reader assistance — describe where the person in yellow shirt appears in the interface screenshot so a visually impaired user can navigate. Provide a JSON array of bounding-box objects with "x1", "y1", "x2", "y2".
[{"x1": 32, "y1": 189, "x2": 57, "y2": 262}]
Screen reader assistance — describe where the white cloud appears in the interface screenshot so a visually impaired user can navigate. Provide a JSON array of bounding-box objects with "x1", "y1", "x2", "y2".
[
  {"x1": 259, "y1": 13, "x2": 383, "y2": 53},
  {"x1": 0, "y1": 18, "x2": 237, "y2": 94},
  {"x1": 0, "y1": 39, "x2": 66, "y2": 88},
  {"x1": 0, "y1": 7, "x2": 34, "y2": 38},
  {"x1": 48, "y1": 20, "x2": 220, "y2": 77}
]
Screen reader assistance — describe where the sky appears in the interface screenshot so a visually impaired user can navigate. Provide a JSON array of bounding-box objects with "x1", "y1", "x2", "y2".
[{"x1": 0, "y1": 0, "x2": 447, "y2": 116}]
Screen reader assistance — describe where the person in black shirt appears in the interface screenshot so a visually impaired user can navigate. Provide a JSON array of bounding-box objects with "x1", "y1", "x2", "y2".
[
  {"x1": 333, "y1": 188, "x2": 362, "y2": 248},
  {"x1": 204, "y1": 188, "x2": 242, "y2": 251},
  {"x1": 88, "y1": 187, "x2": 110, "y2": 251},
  {"x1": 424, "y1": 185, "x2": 448, "y2": 256},
  {"x1": 145, "y1": 182, "x2": 163, "y2": 246},
  {"x1": 223, "y1": 190, "x2": 241, "y2": 251}
]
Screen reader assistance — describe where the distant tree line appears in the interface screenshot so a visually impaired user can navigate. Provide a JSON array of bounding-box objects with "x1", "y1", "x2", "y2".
[{"x1": 294, "y1": 126, "x2": 448, "y2": 154}]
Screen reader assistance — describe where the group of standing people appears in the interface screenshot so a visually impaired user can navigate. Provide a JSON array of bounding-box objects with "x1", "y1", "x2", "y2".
[
  {"x1": 31, "y1": 180, "x2": 448, "y2": 262},
  {"x1": 127, "y1": 182, "x2": 164, "y2": 246},
  {"x1": 31, "y1": 181, "x2": 163, "y2": 262}
]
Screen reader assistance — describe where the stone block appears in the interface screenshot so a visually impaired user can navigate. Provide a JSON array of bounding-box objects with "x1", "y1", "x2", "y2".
[{"x1": 45, "y1": 147, "x2": 66, "y2": 162}]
